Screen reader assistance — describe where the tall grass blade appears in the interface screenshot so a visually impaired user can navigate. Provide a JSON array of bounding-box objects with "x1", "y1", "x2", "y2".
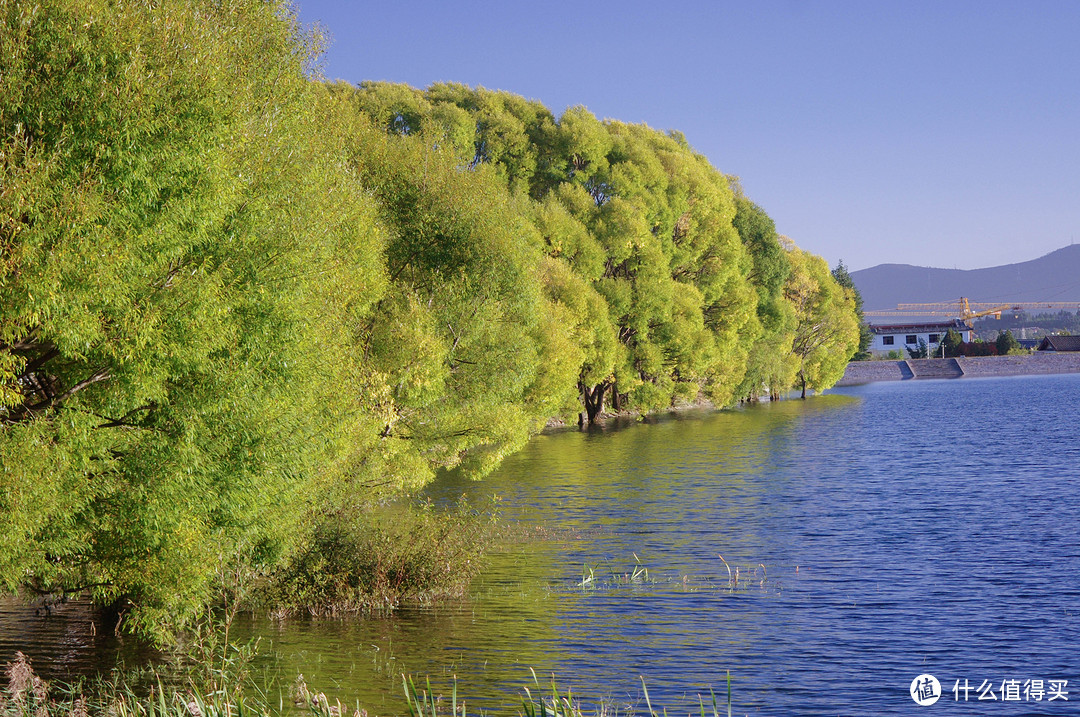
[
  {"x1": 522, "y1": 686, "x2": 536, "y2": 717},
  {"x1": 718, "y1": 554, "x2": 732, "y2": 583},
  {"x1": 726, "y1": 670, "x2": 732, "y2": 717},
  {"x1": 640, "y1": 677, "x2": 658, "y2": 717}
]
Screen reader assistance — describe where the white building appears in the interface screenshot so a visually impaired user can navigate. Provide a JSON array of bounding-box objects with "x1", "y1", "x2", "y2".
[{"x1": 868, "y1": 320, "x2": 972, "y2": 356}]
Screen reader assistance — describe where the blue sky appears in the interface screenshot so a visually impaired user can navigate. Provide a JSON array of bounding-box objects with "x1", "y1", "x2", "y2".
[{"x1": 292, "y1": 1, "x2": 1080, "y2": 271}]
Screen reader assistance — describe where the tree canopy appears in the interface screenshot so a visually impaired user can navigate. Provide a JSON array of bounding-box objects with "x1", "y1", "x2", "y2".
[
  {"x1": 784, "y1": 242, "x2": 862, "y2": 398},
  {"x1": 831, "y1": 260, "x2": 873, "y2": 360},
  {"x1": 0, "y1": 2, "x2": 863, "y2": 638}
]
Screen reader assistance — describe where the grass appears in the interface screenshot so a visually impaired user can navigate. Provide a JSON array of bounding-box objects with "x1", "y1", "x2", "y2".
[
  {"x1": 579, "y1": 554, "x2": 774, "y2": 596},
  {"x1": 399, "y1": 669, "x2": 735, "y2": 717},
  {"x1": 1, "y1": 650, "x2": 738, "y2": 717},
  {"x1": 579, "y1": 554, "x2": 651, "y2": 591}
]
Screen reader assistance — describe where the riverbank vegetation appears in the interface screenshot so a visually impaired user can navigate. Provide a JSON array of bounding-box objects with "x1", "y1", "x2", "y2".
[
  {"x1": 2, "y1": 653, "x2": 732, "y2": 717},
  {"x1": 0, "y1": 0, "x2": 860, "y2": 640}
]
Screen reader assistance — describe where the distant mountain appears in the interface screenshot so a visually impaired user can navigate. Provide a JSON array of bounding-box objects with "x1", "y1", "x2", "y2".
[{"x1": 851, "y1": 245, "x2": 1080, "y2": 312}]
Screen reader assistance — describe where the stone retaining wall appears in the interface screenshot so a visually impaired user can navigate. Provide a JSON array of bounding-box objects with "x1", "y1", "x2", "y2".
[
  {"x1": 956, "y1": 353, "x2": 1080, "y2": 377},
  {"x1": 836, "y1": 361, "x2": 910, "y2": 385},
  {"x1": 837, "y1": 353, "x2": 1080, "y2": 385}
]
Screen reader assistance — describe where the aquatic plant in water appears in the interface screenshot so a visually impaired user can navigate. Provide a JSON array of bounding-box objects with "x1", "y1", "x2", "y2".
[
  {"x1": 401, "y1": 669, "x2": 735, "y2": 717},
  {"x1": 1, "y1": 644, "x2": 736, "y2": 717}
]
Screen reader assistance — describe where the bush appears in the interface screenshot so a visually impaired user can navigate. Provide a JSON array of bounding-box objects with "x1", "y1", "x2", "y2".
[
  {"x1": 996, "y1": 330, "x2": 1021, "y2": 355},
  {"x1": 959, "y1": 341, "x2": 997, "y2": 357},
  {"x1": 942, "y1": 329, "x2": 965, "y2": 357},
  {"x1": 258, "y1": 498, "x2": 497, "y2": 616}
]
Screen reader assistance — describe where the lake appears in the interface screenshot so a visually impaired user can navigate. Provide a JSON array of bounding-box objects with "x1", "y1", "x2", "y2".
[{"x1": 4, "y1": 374, "x2": 1080, "y2": 715}]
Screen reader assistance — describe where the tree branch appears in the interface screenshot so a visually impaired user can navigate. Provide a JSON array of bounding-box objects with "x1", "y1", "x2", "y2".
[{"x1": 3, "y1": 366, "x2": 112, "y2": 424}]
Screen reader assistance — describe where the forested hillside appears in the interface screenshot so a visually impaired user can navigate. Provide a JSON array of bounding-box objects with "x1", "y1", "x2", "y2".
[{"x1": 0, "y1": 0, "x2": 860, "y2": 637}]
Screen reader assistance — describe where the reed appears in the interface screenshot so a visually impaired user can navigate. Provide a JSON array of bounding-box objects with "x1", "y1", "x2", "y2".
[
  {"x1": 2, "y1": 650, "x2": 736, "y2": 717},
  {"x1": 580, "y1": 564, "x2": 596, "y2": 589},
  {"x1": 630, "y1": 554, "x2": 649, "y2": 584},
  {"x1": 579, "y1": 555, "x2": 658, "y2": 590},
  {"x1": 397, "y1": 669, "x2": 735, "y2": 717},
  {"x1": 577, "y1": 554, "x2": 773, "y2": 595}
]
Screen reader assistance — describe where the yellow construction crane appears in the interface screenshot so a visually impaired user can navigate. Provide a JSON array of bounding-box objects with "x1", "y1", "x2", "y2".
[{"x1": 865, "y1": 298, "x2": 1080, "y2": 327}]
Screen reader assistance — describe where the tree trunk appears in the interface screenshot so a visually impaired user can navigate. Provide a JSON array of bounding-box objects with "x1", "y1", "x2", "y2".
[
  {"x1": 800, "y1": 373, "x2": 807, "y2": 399},
  {"x1": 579, "y1": 381, "x2": 608, "y2": 425}
]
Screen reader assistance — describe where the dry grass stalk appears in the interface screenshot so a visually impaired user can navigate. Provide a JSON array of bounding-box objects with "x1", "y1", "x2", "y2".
[{"x1": 4, "y1": 651, "x2": 49, "y2": 717}]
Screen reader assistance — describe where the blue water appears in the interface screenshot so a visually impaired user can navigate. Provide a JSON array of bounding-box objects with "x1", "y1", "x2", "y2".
[
  {"x1": 4, "y1": 374, "x2": 1079, "y2": 715},
  {"x1": 418, "y1": 374, "x2": 1080, "y2": 715}
]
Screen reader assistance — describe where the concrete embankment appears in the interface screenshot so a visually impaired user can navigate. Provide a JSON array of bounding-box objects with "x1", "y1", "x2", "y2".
[{"x1": 836, "y1": 353, "x2": 1080, "y2": 385}]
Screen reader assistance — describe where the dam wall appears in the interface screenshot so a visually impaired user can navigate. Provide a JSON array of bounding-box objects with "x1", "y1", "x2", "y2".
[{"x1": 836, "y1": 352, "x2": 1080, "y2": 386}]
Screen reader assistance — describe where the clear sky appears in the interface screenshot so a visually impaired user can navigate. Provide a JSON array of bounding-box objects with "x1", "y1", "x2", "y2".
[{"x1": 291, "y1": 0, "x2": 1080, "y2": 272}]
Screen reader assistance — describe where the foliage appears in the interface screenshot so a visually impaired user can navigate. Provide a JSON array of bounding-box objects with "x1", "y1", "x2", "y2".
[
  {"x1": 346, "y1": 83, "x2": 771, "y2": 419},
  {"x1": 0, "y1": 646, "x2": 267, "y2": 717},
  {"x1": 942, "y1": 329, "x2": 965, "y2": 358},
  {"x1": 931, "y1": 332, "x2": 1030, "y2": 358},
  {"x1": 995, "y1": 330, "x2": 1021, "y2": 355},
  {"x1": 830, "y1": 261, "x2": 873, "y2": 361},
  {"x1": 0, "y1": 2, "x2": 864, "y2": 637},
  {"x1": 345, "y1": 121, "x2": 548, "y2": 480},
  {"x1": 972, "y1": 309, "x2": 1080, "y2": 337},
  {"x1": 783, "y1": 242, "x2": 861, "y2": 397},
  {"x1": 730, "y1": 193, "x2": 795, "y2": 400},
  {"x1": 401, "y1": 670, "x2": 734, "y2": 717},
  {"x1": 959, "y1": 340, "x2": 998, "y2": 357},
  {"x1": 0, "y1": 0, "x2": 389, "y2": 639},
  {"x1": 258, "y1": 498, "x2": 497, "y2": 616}
]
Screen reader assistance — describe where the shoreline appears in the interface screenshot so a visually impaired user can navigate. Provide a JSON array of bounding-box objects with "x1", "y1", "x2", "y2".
[
  {"x1": 837, "y1": 352, "x2": 1080, "y2": 385},
  {"x1": 543, "y1": 398, "x2": 719, "y2": 433}
]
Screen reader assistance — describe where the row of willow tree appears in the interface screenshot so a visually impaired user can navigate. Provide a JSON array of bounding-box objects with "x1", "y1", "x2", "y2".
[{"x1": 0, "y1": 0, "x2": 860, "y2": 637}]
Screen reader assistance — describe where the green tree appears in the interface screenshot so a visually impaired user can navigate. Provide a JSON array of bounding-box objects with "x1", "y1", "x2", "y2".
[
  {"x1": 556, "y1": 120, "x2": 758, "y2": 417},
  {"x1": 0, "y1": 0, "x2": 386, "y2": 638},
  {"x1": 730, "y1": 192, "x2": 796, "y2": 400},
  {"x1": 355, "y1": 88, "x2": 767, "y2": 420},
  {"x1": 784, "y1": 242, "x2": 861, "y2": 398},
  {"x1": 831, "y1": 260, "x2": 872, "y2": 360},
  {"x1": 346, "y1": 122, "x2": 548, "y2": 478},
  {"x1": 942, "y1": 329, "x2": 965, "y2": 357},
  {"x1": 996, "y1": 329, "x2": 1021, "y2": 355}
]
